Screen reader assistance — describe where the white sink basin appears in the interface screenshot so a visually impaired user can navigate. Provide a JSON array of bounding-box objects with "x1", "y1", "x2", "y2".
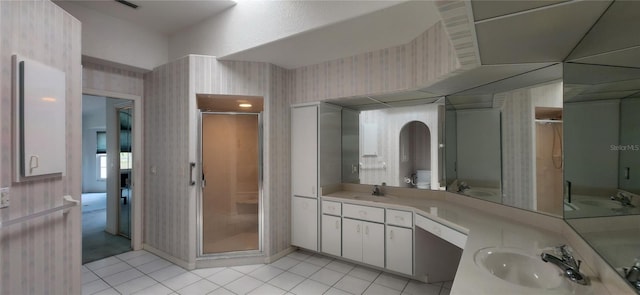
[
  {"x1": 463, "y1": 189, "x2": 498, "y2": 199},
  {"x1": 474, "y1": 247, "x2": 565, "y2": 289},
  {"x1": 576, "y1": 199, "x2": 622, "y2": 209}
]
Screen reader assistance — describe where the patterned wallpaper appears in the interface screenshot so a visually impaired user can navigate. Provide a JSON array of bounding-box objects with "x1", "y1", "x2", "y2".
[
  {"x1": 496, "y1": 89, "x2": 535, "y2": 210},
  {"x1": 266, "y1": 64, "x2": 292, "y2": 256},
  {"x1": 434, "y1": 0, "x2": 481, "y2": 71},
  {"x1": 83, "y1": 61, "x2": 145, "y2": 97},
  {"x1": 0, "y1": 1, "x2": 82, "y2": 294},
  {"x1": 143, "y1": 57, "x2": 192, "y2": 263},
  {"x1": 289, "y1": 21, "x2": 459, "y2": 103}
]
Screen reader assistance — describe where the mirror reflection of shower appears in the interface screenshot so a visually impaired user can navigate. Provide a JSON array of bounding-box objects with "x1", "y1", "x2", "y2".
[
  {"x1": 399, "y1": 121, "x2": 431, "y2": 189},
  {"x1": 535, "y1": 108, "x2": 563, "y2": 216}
]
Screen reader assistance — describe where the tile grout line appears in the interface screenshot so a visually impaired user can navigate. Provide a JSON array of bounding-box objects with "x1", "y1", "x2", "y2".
[
  {"x1": 359, "y1": 270, "x2": 382, "y2": 295},
  {"x1": 86, "y1": 250, "x2": 445, "y2": 295}
]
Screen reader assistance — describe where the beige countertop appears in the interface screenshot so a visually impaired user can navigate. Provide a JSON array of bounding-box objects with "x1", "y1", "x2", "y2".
[{"x1": 322, "y1": 188, "x2": 613, "y2": 295}]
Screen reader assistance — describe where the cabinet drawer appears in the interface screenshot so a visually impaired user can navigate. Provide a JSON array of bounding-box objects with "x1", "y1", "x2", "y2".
[
  {"x1": 386, "y1": 209, "x2": 413, "y2": 227},
  {"x1": 343, "y1": 204, "x2": 384, "y2": 223},
  {"x1": 322, "y1": 200, "x2": 342, "y2": 216},
  {"x1": 415, "y1": 214, "x2": 467, "y2": 249}
]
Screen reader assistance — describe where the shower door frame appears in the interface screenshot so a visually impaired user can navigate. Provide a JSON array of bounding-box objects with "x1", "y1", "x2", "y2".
[{"x1": 196, "y1": 111, "x2": 264, "y2": 258}]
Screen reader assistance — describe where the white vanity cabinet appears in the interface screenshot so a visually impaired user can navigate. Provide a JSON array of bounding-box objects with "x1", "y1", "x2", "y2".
[
  {"x1": 292, "y1": 196, "x2": 318, "y2": 250},
  {"x1": 386, "y1": 209, "x2": 413, "y2": 275},
  {"x1": 386, "y1": 226, "x2": 413, "y2": 275},
  {"x1": 291, "y1": 104, "x2": 319, "y2": 250},
  {"x1": 342, "y1": 204, "x2": 385, "y2": 268},
  {"x1": 291, "y1": 105, "x2": 318, "y2": 198},
  {"x1": 321, "y1": 201, "x2": 342, "y2": 256},
  {"x1": 291, "y1": 103, "x2": 342, "y2": 251}
]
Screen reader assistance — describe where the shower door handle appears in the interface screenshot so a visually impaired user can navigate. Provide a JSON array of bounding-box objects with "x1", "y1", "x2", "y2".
[
  {"x1": 189, "y1": 162, "x2": 196, "y2": 186},
  {"x1": 201, "y1": 172, "x2": 206, "y2": 188}
]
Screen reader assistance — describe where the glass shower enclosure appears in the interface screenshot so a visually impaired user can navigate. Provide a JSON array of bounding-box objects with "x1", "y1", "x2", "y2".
[{"x1": 198, "y1": 112, "x2": 262, "y2": 255}]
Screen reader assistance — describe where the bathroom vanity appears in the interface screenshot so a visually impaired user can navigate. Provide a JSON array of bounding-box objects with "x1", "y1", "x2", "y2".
[{"x1": 294, "y1": 185, "x2": 606, "y2": 294}]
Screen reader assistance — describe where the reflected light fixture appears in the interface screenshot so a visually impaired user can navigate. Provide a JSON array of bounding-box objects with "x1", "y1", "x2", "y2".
[{"x1": 239, "y1": 103, "x2": 252, "y2": 108}]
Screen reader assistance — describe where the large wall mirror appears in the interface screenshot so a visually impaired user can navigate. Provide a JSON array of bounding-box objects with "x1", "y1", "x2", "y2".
[
  {"x1": 327, "y1": 93, "x2": 445, "y2": 189},
  {"x1": 563, "y1": 63, "x2": 640, "y2": 291},
  {"x1": 560, "y1": 1, "x2": 640, "y2": 292},
  {"x1": 444, "y1": 64, "x2": 564, "y2": 216}
]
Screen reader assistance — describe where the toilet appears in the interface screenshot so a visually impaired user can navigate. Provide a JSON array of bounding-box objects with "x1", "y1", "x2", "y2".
[{"x1": 416, "y1": 170, "x2": 431, "y2": 189}]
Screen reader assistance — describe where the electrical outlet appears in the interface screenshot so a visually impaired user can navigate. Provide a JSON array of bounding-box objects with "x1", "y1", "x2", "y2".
[{"x1": 0, "y1": 187, "x2": 10, "y2": 208}]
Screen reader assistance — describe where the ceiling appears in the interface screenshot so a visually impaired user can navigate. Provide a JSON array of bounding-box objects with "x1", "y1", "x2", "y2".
[
  {"x1": 220, "y1": 1, "x2": 441, "y2": 69},
  {"x1": 61, "y1": 0, "x2": 236, "y2": 35}
]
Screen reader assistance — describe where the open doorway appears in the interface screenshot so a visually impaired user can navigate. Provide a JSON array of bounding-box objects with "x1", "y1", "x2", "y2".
[{"x1": 81, "y1": 95, "x2": 134, "y2": 263}]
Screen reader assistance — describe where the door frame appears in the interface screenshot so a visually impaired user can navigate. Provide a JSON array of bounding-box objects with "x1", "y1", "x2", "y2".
[
  {"x1": 196, "y1": 111, "x2": 264, "y2": 258},
  {"x1": 84, "y1": 88, "x2": 143, "y2": 250},
  {"x1": 115, "y1": 103, "x2": 133, "y2": 238}
]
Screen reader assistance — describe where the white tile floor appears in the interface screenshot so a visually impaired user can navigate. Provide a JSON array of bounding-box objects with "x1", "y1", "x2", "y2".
[{"x1": 82, "y1": 249, "x2": 452, "y2": 295}]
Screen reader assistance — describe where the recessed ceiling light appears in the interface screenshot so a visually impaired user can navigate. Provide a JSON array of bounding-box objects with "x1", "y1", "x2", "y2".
[{"x1": 239, "y1": 103, "x2": 252, "y2": 108}]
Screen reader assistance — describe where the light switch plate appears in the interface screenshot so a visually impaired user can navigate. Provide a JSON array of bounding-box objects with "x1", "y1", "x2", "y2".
[{"x1": 0, "y1": 187, "x2": 9, "y2": 208}]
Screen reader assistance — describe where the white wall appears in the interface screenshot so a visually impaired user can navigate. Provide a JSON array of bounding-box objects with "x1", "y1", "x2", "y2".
[
  {"x1": 82, "y1": 96, "x2": 107, "y2": 193},
  {"x1": 55, "y1": 1, "x2": 168, "y2": 70},
  {"x1": 169, "y1": 1, "x2": 402, "y2": 60}
]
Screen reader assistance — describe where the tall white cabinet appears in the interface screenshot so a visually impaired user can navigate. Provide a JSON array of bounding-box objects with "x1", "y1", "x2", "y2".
[{"x1": 291, "y1": 103, "x2": 342, "y2": 251}]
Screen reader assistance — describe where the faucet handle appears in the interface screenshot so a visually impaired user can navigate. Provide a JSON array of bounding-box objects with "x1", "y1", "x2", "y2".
[{"x1": 558, "y1": 244, "x2": 573, "y2": 258}]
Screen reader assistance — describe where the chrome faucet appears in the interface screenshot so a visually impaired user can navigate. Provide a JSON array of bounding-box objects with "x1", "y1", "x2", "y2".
[
  {"x1": 623, "y1": 258, "x2": 640, "y2": 292},
  {"x1": 540, "y1": 245, "x2": 589, "y2": 285},
  {"x1": 611, "y1": 192, "x2": 635, "y2": 207},
  {"x1": 457, "y1": 181, "x2": 470, "y2": 193},
  {"x1": 372, "y1": 183, "x2": 385, "y2": 196}
]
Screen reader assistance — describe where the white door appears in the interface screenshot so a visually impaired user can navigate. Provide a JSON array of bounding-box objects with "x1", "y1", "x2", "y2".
[
  {"x1": 291, "y1": 105, "x2": 318, "y2": 198},
  {"x1": 362, "y1": 222, "x2": 385, "y2": 268},
  {"x1": 321, "y1": 215, "x2": 341, "y2": 257},
  {"x1": 342, "y1": 218, "x2": 362, "y2": 262},
  {"x1": 291, "y1": 196, "x2": 318, "y2": 251},
  {"x1": 386, "y1": 226, "x2": 413, "y2": 275}
]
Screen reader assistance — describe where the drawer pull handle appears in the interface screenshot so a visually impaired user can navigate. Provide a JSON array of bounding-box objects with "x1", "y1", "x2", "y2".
[
  {"x1": 395, "y1": 216, "x2": 404, "y2": 221},
  {"x1": 390, "y1": 230, "x2": 394, "y2": 240},
  {"x1": 357, "y1": 224, "x2": 361, "y2": 233},
  {"x1": 335, "y1": 220, "x2": 339, "y2": 229},
  {"x1": 365, "y1": 225, "x2": 369, "y2": 235},
  {"x1": 359, "y1": 210, "x2": 367, "y2": 217}
]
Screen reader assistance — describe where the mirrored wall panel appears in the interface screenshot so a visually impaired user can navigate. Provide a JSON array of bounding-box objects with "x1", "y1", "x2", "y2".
[
  {"x1": 563, "y1": 63, "x2": 640, "y2": 219},
  {"x1": 444, "y1": 64, "x2": 564, "y2": 216},
  {"x1": 346, "y1": 104, "x2": 443, "y2": 188}
]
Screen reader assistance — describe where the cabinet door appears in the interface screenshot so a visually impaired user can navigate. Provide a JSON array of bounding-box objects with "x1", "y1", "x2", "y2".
[
  {"x1": 321, "y1": 215, "x2": 341, "y2": 257},
  {"x1": 386, "y1": 226, "x2": 413, "y2": 275},
  {"x1": 291, "y1": 196, "x2": 318, "y2": 251},
  {"x1": 291, "y1": 105, "x2": 318, "y2": 198},
  {"x1": 342, "y1": 218, "x2": 362, "y2": 262},
  {"x1": 362, "y1": 222, "x2": 385, "y2": 268}
]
